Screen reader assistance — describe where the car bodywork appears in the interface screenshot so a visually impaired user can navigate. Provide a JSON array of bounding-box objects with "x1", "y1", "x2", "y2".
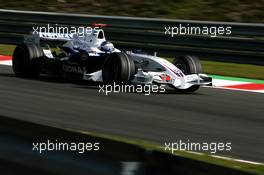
[{"x1": 21, "y1": 25, "x2": 212, "y2": 90}]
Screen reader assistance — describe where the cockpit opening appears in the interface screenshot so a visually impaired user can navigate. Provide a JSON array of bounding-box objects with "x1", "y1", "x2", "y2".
[{"x1": 98, "y1": 30, "x2": 105, "y2": 39}]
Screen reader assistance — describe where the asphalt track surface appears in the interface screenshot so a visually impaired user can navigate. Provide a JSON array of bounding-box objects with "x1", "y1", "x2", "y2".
[{"x1": 0, "y1": 65, "x2": 263, "y2": 163}]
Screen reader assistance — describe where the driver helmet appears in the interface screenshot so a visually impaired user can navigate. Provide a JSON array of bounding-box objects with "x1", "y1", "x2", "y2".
[{"x1": 100, "y1": 41, "x2": 115, "y2": 52}]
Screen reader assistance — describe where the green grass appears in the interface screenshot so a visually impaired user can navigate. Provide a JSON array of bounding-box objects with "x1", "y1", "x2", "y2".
[
  {"x1": 0, "y1": 44, "x2": 15, "y2": 56},
  {"x1": 202, "y1": 60, "x2": 264, "y2": 80},
  {"x1": 1, "y1": 44, "x2": 263, "y2": 80},
  {"x1": 0, "y1": 0, "x2": 263, "y2": 23},
  {"x1": 58, "y1": 126, "x2": 264, "y2": 175}
]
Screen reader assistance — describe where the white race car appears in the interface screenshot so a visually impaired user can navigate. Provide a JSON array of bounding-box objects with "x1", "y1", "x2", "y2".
[{"x1": 12, "y1": 24, "x2": 212, "y2": 92}]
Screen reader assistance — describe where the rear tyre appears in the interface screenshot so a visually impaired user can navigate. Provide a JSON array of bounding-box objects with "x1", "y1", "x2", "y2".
[
  {"x1": 172, "y1": 55, "x2": 202, "y2": 92},
  {"x1": 102, "y1": 52, "x2": 135, "y2": 84},
  {"x1": 12, "y1": 43, "x2": 44, "y2": 77}
]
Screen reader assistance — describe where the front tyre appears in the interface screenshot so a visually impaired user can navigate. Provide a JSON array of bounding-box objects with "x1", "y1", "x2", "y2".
[{"x1": 172, "y1": 55, "x2": 203, "y2": 92}]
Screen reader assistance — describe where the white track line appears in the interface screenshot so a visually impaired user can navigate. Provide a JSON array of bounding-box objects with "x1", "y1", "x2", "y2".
[
  {"x1": 0, "y1": 60, "x2": 12, "y2": 66},
  {"x1": 185, "y1": 151, "x2": 264, "y2": 165},
  {"x1": 211, "y1": 155, "x2": 264, "y2": 165},
  {"x1": 212, "y1": 79, "x2": 250, "y2": 87}
]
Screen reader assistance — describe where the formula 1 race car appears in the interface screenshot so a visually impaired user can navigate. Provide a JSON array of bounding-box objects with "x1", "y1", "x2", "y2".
[{"x1": 12, "y1": 24, "x2": 212, "y2": 92}]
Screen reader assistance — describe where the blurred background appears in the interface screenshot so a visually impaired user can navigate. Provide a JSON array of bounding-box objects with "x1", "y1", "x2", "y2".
[{"x1": 0, "y1": 0, "x2": 263, "y2": 22}]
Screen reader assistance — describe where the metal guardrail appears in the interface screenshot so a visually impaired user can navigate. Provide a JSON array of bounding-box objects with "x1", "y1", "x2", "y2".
[
  {"x1": 0, "y1": 9, "x2": 263, "y2": 65},
  {"x1": 0, "y1": 116, "x2": 255, "y2": 175}
]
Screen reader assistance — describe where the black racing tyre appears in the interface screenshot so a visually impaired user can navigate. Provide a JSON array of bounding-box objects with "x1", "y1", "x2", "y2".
[
  {"x1": 173, "y1": 55, "x2": 202, "y2": 74},
  {"x1": 172, "y1": 55, "x2": 203, "y2": 92},
  {"x1": 12, "y1": 43, "x2": 44, "y2": 77},
  {"x1": 102, "y1": 52, "x2": 135, "y2": 84}
]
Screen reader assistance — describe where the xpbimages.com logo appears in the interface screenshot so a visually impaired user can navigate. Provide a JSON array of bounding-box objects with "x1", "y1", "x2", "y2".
[
  {"x1": 32, "y1": 140, "x2": 100, "y2": 154},
  {"x1": 164, "y1": 140, "x2": 232, "y2": 154},
  {"x1": 165, "y1": 24, "x2": 232, "y2": 38},
  {"x1": 32, "y1": 24, "x2": 100, "y2": 37},
  {"x1": 98, "y1": 82, "x2": 166, "y2": 95}
]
